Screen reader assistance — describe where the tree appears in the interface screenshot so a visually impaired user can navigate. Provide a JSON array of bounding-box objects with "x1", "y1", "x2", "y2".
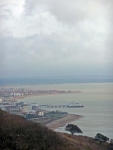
[
  {"x1": 94, "y1": 133, "x2": 109, "y2": 144},
  {"x1": 65, "y1": 124, "x2": 83, "y2": 135}
]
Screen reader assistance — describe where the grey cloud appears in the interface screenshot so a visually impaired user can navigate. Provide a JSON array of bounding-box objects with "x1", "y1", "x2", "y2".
[
  {"x1": 23, "y1": 0, "x2": 111, "y2": 26},
  {"x1": 0, "y1": 37, "x2": 25, "y2": 55},
  {"x1": 45, "y1": 0, "x2": 89, "y2": 25},
  {"x1": 23, "y1": 0, "x2": 88, "y2": 25},
  {"x1": 0, "y1": 5, "x2": 13, "y2": 19},
  {"x1": 0, "y1": 14, "x2": 8, "y2": 20},
  {"x1": 104, "y1": 0, "x2": 113, "y2": 64},
  {"x1": 0, "y1": 33, "x2": 108, "y2": 67},
  {"x1": 0, "y1": 0, "x2": 113, "y2": 77},
  {"x1": 24, "y1": 0, "x2": 48, "y2": 15}
]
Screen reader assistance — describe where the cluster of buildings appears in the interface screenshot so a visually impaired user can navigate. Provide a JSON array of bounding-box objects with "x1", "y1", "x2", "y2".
[
  {"x1": 0, "y1": 87, "x2": 69, "y2": 123},
  {"x1": 0, "y1": 87, "x2": 70, "y2": 98},
  {"x1": 0, "y1": 98, "x2": 44, "y2": 117},
  {"x1": 0, "y1": 97, "x2": 68, "y2": 126}
]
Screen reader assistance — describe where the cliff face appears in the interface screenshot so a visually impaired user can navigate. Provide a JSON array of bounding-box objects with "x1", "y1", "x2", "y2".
[{"x1": 0, "y1": 109, "x2": 110, "y2": 150}]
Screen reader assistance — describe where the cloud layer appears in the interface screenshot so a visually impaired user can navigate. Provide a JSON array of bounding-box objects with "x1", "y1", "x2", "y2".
[{"x1": 0, "y1": 0, "x2": 113, "y2": 77}]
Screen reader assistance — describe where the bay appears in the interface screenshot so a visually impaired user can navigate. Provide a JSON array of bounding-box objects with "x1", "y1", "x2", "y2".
[{"x1": 17, "y1": 83, "x2": 113, "y2": 139}]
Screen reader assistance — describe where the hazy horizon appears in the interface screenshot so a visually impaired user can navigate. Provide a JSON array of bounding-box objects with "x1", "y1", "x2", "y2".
[{"x1": 0, "y1": 75, "x2": 113, "y2": 85}]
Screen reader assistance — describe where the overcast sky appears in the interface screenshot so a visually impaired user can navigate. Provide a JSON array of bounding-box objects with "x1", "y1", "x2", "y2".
[{"x1": 0, "y1": 0, "x2": 113, "y2": 78}]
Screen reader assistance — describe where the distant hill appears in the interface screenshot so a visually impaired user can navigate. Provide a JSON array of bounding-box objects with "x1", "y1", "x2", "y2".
[{"x1": 0, "y1": 109, "x2": 110, "y2": 150}]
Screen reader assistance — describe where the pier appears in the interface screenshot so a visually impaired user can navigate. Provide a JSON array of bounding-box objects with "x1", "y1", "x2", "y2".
[
  {"x1": 39, "y1": 104, "x2": 68, "y2": 108},
  {"x1": 39, "y1": 103, "x2": 84, "y2": 108}
]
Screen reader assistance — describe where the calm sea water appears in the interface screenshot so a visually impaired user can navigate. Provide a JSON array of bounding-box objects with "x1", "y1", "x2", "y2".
[{"x1": 12, "y1": 83, "x2": 113, "y2": 139}]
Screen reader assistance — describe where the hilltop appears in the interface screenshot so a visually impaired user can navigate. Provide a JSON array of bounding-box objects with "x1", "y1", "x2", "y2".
[{"x1": 0, "y1": 109, "x2": 111, "y2": 150}]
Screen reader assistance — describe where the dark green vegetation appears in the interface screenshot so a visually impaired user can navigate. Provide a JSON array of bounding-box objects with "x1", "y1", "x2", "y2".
[
  {"x1": 94, "y1": 133, "x2": 109, "y2": 143},
  {"x1": 0, "y1": 109, "x2": 111, "y2": 150},
  {"x1": 45, "y1": 111, "x2": 67, "y2": 119},
  {"x1": 65, "y1": 124, "x2": 83, "y2": 135}
]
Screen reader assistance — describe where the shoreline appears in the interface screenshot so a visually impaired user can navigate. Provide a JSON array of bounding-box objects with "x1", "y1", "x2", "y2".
[
  {"x1": 46, "y1": 114, "x2": 82, "y2": 130},
  {"x1": 2, "y1": 91, "x2": 82, "y2": 101}
]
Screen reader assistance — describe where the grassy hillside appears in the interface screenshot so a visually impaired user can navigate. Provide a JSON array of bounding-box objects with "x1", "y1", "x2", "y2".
[{"x1": 0, "y1": 109, "x2": 111, "y2": 150}]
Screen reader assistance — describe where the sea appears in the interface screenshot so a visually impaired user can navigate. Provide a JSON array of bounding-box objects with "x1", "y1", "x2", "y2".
[{"x1": 0, "y1": 77, "x2": 113, "y2": 140}]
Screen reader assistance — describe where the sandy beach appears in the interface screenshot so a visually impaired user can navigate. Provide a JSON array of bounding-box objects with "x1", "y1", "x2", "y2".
[{"x1": 46, "y1": 114, "x2": 82, "y2": 130}]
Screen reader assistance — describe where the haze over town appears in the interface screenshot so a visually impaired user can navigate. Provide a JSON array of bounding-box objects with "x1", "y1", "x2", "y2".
[{"x1": 0, "y1": 0, "x2": 113, "y2": 78}]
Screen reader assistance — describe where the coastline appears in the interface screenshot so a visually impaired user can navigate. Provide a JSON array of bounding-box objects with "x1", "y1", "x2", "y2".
[
  {"x1": 11, "y1": 91, "x2": 82, "y2": 100},
  {"x1": 46, "y1": 114, "x2": 82, "y2": 130}
]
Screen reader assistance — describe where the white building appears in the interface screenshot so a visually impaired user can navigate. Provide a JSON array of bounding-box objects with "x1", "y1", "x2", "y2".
[
  {"x1": 38, "y1": 111, "x2": 44, "y2": 116},
  {"x1": 21, "y1": 104, "x2": 32, "y2": 113},
  {"x1": 31, "y1": 103, "x2": 39, "y2": 111},
  {"x1": 0, "y1": 98, "x2": 2, "y2": 102}
]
